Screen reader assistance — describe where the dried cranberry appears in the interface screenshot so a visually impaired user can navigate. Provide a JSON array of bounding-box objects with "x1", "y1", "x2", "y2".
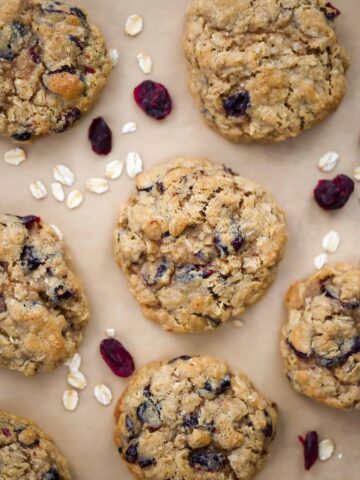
[
  {"x1": 29, "y1": 41, "x2": 41, "y2": 63},
  {"x1": 125, "y1": 444, "x2": 138, "y2": 463},
  {"x1": 314, "y1": 174, "x2": 354, "y2": 210},
  {"x1": 300, "y1": 431, "x2": 319, "y2": 471},
  {"x1": 56, "y1": 108, "x2": 81, "y2": 133},
  {"x1": 322, "y1": 285, "x2": 360, "y2": 310},
  {"x1": 0, "y1": 49, "x2": 15, "y2": 61},
  {"x1": 100, "y1": 338, "x2": 135, "y2": 377},
  {"x1": 88, "y1": 117, "x2": 112, "y2": 155},
  {"x1": 321, "y1": 2, "x2": 341, "y2": 20},
  {"x1": 11, "y1": 132, "x2": 32, "y2": 142},
  {"x1": 53, "y1": 285, "x2": 73, "y2": 301},
  {"x1": 125, "y1": 416, "x2": 135, "y2": 438},
  {"x1": 20, "y1": 245, "x2": 43, "y2": 271},
  {"x1": 216, "y1": 375, "x2": 231, "y2": 395},
  {"x1": 42, "y1": 468, "x2": 60, "y2": 480},
  {"x1": 0, "y1": 293, "x2": 7, "y2": 313},
  {"x1": 69, "y1": 35, "x2": 85, "y2": 50},
  {"x1": 183, "y1": 413, "x2": 199, "y2": 429},
  {"x1": 70, "y1": 7, "x2": 87, "y2": 23},
  {"x1": 1, "y1": 427, "x2": 11, "y2": 437},
  {"x1": 189, "y1": 449, "x2": 225, "y2": 472},
  {"x1": 138, "y1": 458, "x2": 156, "y2": 468},
  {"x1": 231, "y1": 233, "x2": 244, "y2": 252},
  {"x1": 134, "y1": 80, "x2": 172, "y2": 120},
  {"x1": 223, "y1": 91, "x2": 251, "y2": 117},
  {"x1": 19, "y1": 215, "x2": 41, "y2": 229},
  {"x1": 85, "y1": 66, "x2": 95, "y2": 74},
  {"x1": 286, "y1": 339, "x2": 310, "y2": 360}
]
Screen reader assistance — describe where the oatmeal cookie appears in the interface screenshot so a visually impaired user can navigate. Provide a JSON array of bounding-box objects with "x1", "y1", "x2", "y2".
[
  {"x1": 0, "y1": 410, "x2": 71, "y2": 479},
  {"x1": 280, "y1": 263, "x2": 360, "y2": 409},
  {"x1": 113, "y1": 157, "x2": 287, "y2": 333},
  {"x1": 0, "y1": 0, "x2": 112, "y2": 141},
  {"x1": 0, "y1": 214, "x2": 89, "y2": 375},
  {"x1": 184, "y1": 0, "x2": 349, "y2": 143},
  {"x1": 115, "y1": 355, "x2": 278, "y2": 480}
]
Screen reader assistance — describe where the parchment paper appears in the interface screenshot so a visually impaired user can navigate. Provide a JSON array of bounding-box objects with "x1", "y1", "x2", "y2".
[{"x1": 0, "y1": 1, "x2": 359, "y2": 478}]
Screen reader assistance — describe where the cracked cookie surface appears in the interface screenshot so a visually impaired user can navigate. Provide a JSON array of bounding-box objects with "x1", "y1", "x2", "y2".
[
  {"x1": 113, "y1": 157, "x2": 287, "y2": 333},
  {"x1": 0, "y1": 0, "x2": 112, "y2": 141},
  {"x1": 115, "y1": 355, "x2": 278, "y2": 480},
  {"x1": 0, "y1": 410, "x2": 71, "y2": 479},
  {"x1": 0, "y1": 214, "x2": 89, "y2": 376},
  {"x1": 280, "y1": 263, "x2": 360, "y2": 409},
  {"x1": 184, "y1": 0, "x2": 349, "y2": 143}
]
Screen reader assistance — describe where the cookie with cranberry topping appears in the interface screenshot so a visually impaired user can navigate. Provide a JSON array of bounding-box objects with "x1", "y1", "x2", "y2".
[
  {"x1": 115, "y1": 355, "x2": 278, "y2": 480},
  {"x1": 113, "y1": 157, "x2": 287, "y2": 333},
  {"x1": 0, "y1": 410, "x2": 72, "y2": 479},
  {"x1": 281, "y1": 263, "x2": 360, "y2": 409},
  {"x1": 184, "y1": 0, "x2": 349, "y2": 143},
  {"x1": 0, "y1": 0, "x2": 112, "y2": 141},
  {"x1": 0, "y1": 214, "x2": 89, "y2": 375}
]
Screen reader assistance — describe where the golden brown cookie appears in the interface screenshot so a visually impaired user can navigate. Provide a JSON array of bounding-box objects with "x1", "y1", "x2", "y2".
[
  {"x1": 113, "y1": 157, "x2": 287, "y2": 333},
  {"x1": 280, "y1": 263, "x2": 360, "y2": 409},
  {"x1": 0, "y1": 410, "x2": 72, "y2": 479},
  {"x1": 115, "y1": 355, "x2": 278, "y2": 480},
  {"x1": 0, "y1": 214, "x2": 89, "y2": 376},
  {"x1": 0, "y1": 0, "x2": 112, "y2": 141},
  {"x1": 184, "y1": 0, "x2": 349, "y2": 143}
]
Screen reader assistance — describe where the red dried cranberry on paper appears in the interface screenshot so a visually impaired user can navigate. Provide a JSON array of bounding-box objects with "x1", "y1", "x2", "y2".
[
  {"x1": 100, "y1": 338, "x2": 135, "y2": 377},
  {"x1": 299, "y1": 431, "x2": 319, "y2": 471},
  {"x1": 88, "y1": 117, "x2": 112, "y2": 155},
  {"x1": 314, "y1": 174, "x2": 354, "y2": 210},
  {"x1": 321, "y1": 2, "x2": 341, "y2": 20},
  {"x1": 134, "y1": 80, "x2": 172, "y2": 120}
]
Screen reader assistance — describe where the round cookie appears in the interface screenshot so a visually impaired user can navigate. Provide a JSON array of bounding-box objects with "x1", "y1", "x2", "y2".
[
  {"x1": 184, "y1": 0, "x2": 349, "y2": 143},
  {"x1": 113, "y1": 157, "x2": 287, "y2": 333},
  {"x1": 280, "y1": 263, "x2": 360, "y2": 409},
  {"x1": 115, "y1": 355, "x2": 278, "y2": 480},
  {"x1": 0, "y1": 0, "x2": 112, "y2": 141},
  {"x1": 0, "y1": 410, "x2": 71, "y2": 479},
  {"x1": 0, "y1": 214, "x2": 89, "y2": 376}
]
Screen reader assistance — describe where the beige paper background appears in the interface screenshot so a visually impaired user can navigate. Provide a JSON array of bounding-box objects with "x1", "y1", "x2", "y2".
[{"x1": 0, "y1": 0, "x2": 359, "y2": 478}]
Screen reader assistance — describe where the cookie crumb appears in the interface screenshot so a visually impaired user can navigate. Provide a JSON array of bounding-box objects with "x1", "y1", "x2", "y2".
[
  {"x1": 86, "y1": 178, "x2": 109, "y2": 194},
  {"x1": 125, "y1": 14, "x2": 143, "y2": 36},
  {"x1": 105, "y1": 160, "x2": 124, "y2": 180},
  {"x1": 314, "y1": 253, "x2": 328, "y2": 270},
  {"x1": 318, "y1": 152, "x2": 339, "y2": 172},
  {"x1": 53, "y1": 165, "x2": 75, "y2": 186},
  {"x1": 319, "y1": 438, "x2": 335, "y2": 461},
  {"x1": 126, "y1": 152, "x2": 143, "y2": 178},
  {"x1": 62, "y1": 389, "x2": 79, "y2": 411},
  {"x1": 51, "y1": 182, "x2": 65, "y2": 202},
  {"x1": 30, "y1": 181, "x2": 47, "y2": 200},
  {"x1": 67, "y1": 370, "x2": 87, "y2": 390},
  {"x1": 4, "y1": 147, "x2": 26, "y2": 166},
  {"x1": 94, "y1": 384, "x2": 112, "y2": 405},
  {"x1": 136, "y1": 52, "x2": 152, "y2": 74},
  {"x1": 66, "y1": 190, "x2": 83, "y2": 210},
  {"x1": 322, "y1": 230, "x2": 340, "y2": 253}
]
